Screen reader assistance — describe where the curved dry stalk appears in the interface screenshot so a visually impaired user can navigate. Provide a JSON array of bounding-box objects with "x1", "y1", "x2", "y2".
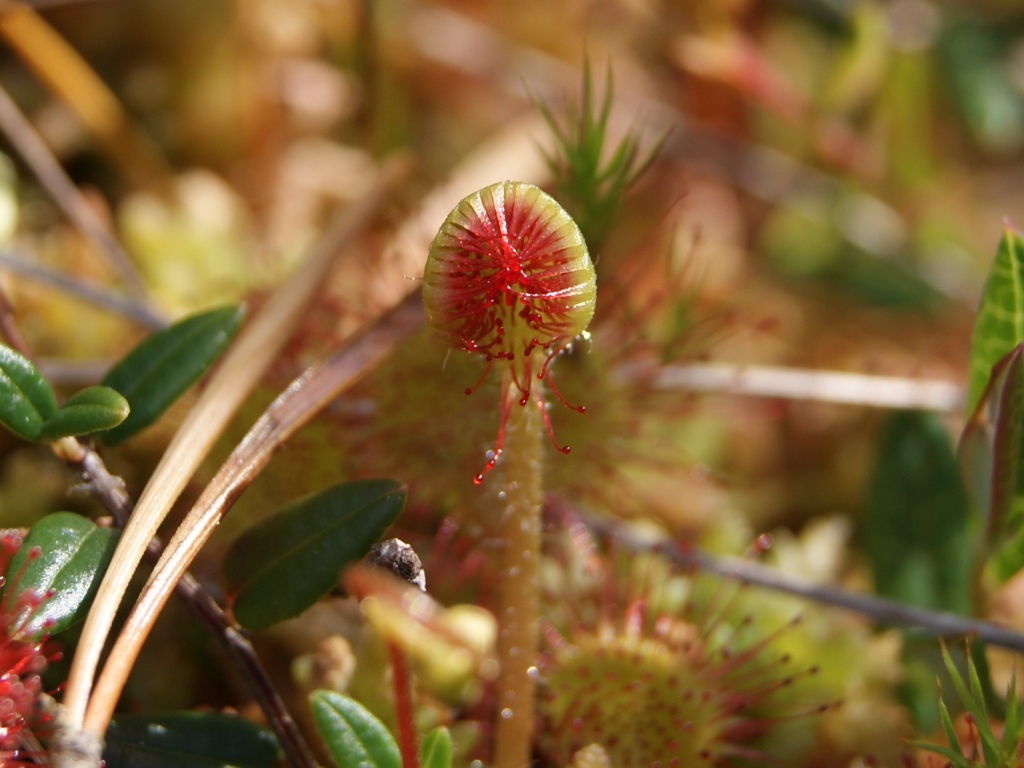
[{"x1": 61, "y1": 157, "x2": 408, "y2": 732}]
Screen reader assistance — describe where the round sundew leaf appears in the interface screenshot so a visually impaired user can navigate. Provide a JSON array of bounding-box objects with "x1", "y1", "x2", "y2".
[
  {"x1": 0, "y1": 343, "x2": 57, "y2": 440},
  {"x1": 37, "y1": 386, "x2": 130, "y2": 442},
  {"x1": 99, "y1": 304, "x2": 245, "y2": 444},
  {"x1": 422, "y1": 181, "x2": 596, "y2": 366},
  {"x1": 103, "y1": 711, "x2": 280, "y2": 768},
  {"x1": 222, "y1": 479, "x2": 405, "y2": 630},
  {"x1": 2, "y1": 511, "x2": 119, "y2": 637},
  {"x1": 309, "y1": 690, "x2": 400, "y2": 768}
]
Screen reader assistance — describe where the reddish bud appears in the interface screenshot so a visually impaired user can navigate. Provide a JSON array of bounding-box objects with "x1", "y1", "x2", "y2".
[
  {"x1": 423, "y1": 182, "x2": 596, "y2": 479},
  {"x1": 423, "y1": 181, "x2": 596, "y2": 399}
]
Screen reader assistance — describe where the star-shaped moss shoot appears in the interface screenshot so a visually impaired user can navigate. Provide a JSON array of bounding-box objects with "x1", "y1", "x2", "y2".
[{"x1": 423, "y1": 181, "x2": 597, "y2": 483}]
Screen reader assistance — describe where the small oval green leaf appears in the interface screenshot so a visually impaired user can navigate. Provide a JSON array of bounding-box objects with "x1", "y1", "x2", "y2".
[
  {"x1": 37, "y1": 386, "x2": 130, "y2": 442},
  {"x1": 966, "y1": 224, "x2": 1024, "y2": 414},
  {"x1": 104, "y1": 711, "x2": 280, "y2": 768},
  {"x1": 419, "y1": 726, "x2": 452, "y2": 768},
  {"x1": 1, "y1": 512, "x2": 119, "y2": 637},
  {"x1": 222, "y1": 479, "x2": 405, "y2": 630},
  {"x1": 100, "y1": 304, "x2": 245, "y2": 444},
  {"x1": 309, "y1": 690, "x2": 400, "y2": 768},
  {"x1": 0, "y1": 343, "x2": 57, "y2": 440}
]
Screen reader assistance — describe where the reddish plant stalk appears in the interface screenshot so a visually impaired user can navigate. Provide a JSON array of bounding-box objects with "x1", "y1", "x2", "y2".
[{"x1": 388, "y1": 641, "x2": 420, "y2": 768}]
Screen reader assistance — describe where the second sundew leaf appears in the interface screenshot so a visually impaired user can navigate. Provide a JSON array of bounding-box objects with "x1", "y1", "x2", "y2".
[
  {"x1": 99, "y1": 304, "x2": 244, "y2": 445},
  {"x1": 309, "y1": 691, "x2": 400, "y2": 768},
  {"x1": 2, "y1": 511, "x2": 119, "y2": 637},
  {"x1": 862, "y1": 411, "x2": 972, "y2": 614},
  {"x1": 0, "y1": 343, "x2": 57, "y2": 440},
  {"x1": 37, "y1": 386, "x2": 130, "y2": 442},
  {"x1": 222, "y1": 479, "x2": 405, "y2": 630},
  {"x1": 966, "y1": 224, "x2": 1024, "y2": 415}
]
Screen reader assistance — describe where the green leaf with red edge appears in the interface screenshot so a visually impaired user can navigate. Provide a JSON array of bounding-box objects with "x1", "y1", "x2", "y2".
[
  {"x1": 1, "y1": 512, "x2": 119, "y2": 637},
  {"x1": 222, "y1": 479, "x2": 405, "y2": 630},
  {"x1": 99, "y1": 304, "x2": 244, "y2": 444},
  {"x1": 0, "y1": 343, "x2": 57, "y2": 440},
  {"x1": 37, "y1": 386, "x2": 130, "y2": 442},
  {"x1": 104, "y1": 711, "x2": 280, "y2": 768},
  {"x1": 309, "y1": 690, "x2": 400, "y2": 768},
  {"x1": 966, "y1": 224, "x2": 1024, "y2": 415},
  {"x1": 958, "y1": 344, "x2": 1024, "y2": 581}
]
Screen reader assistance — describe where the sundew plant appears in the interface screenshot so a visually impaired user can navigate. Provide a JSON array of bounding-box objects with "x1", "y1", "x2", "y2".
[{"x1": 1, "y1": 2, "x2": 1024, "y2": 768}]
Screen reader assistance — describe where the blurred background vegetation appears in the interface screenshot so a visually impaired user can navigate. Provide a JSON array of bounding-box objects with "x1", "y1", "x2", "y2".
[{"x1": 4, "y1": 0, "x2": 1024, "y2": 766}]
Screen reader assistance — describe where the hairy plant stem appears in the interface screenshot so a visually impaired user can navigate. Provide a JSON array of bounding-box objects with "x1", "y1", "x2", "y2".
[{"x1": 492, "y1": 370, "x2": 542, "y2": 768}]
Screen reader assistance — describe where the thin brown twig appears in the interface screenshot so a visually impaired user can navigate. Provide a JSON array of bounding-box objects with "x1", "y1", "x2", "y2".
[
  {"x1": 0, "y1": 81, "x2": 155, "y2": 304},
  {"x1": 594, "y1": 517, "x2": 1024, "y2": 655},
  {"x1": 0, "y1": 250, "x2": 165, "y2": 330}
]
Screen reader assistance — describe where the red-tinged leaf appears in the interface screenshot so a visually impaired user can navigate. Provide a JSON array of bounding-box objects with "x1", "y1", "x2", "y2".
[
  {"x1": 959, "y1": 344, "x2": 1024, "y2": 543},
  {"x1": 2, "y1": 512, "x2": 119, "y2": 637},
  {"x1": 966, "y1": 225, "x2": 1024, "y2": 414}
]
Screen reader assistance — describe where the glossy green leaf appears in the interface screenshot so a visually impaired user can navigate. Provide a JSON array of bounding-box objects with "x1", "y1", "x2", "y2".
[
  {"x1": 104, "y1": 711, "x2": 280, "y2": 768},
  {"x1": 37, "y1": 386, "x2": 130, "y2": 442},
  {"x1": 966, "y1": 225, "x2": 1024, "y2": 414},
  {"x1": 0, "y1": 343, "x2": 57, "y2": 440},
  {"x1": 1, "y1": 512, "x2": 119, "y2": 637},
  {"x1": 309, "y1": 690, "x2": 400, "y2": 768},
  {"x1": 419, "y1": 727, "x2": 452, "y2": 768},
  {"x1": 222, "y1": 479, "x2": 405, "y2": 630},
  {"x1": 863, "y1": 411, "x2": 971, "y2": 614},
  {"x1": 100, "y1": 304, "x2": 244, "y2": 444}
]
